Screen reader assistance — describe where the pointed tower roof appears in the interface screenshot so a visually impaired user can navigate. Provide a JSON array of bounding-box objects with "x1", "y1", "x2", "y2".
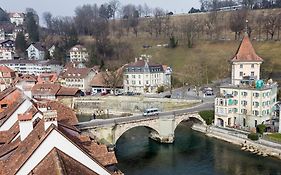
[{"x1": 231, "y1": 35, "x2": 263, "y2": 62}]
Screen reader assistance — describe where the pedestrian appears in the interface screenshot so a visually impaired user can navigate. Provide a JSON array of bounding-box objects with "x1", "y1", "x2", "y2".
[{"x1": 92, "y1": 113, "x2": 96, "y2": 120}]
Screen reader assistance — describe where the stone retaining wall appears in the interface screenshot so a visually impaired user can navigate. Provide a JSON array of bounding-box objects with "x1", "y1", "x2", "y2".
[
  {"x1": 73, "y1": 96, "x2": 199, "y2": 114},
  {"x1": 192, "y1": 124, "x2": 281, "y2": 160}
]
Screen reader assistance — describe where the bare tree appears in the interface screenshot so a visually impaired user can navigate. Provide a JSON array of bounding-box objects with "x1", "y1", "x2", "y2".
[
  {"x1": 229, "y1": 9, "x2": 248, "y2": 40},
  {"x1": 181, "y1": 18, "x2": 199, "y2": 48},
  {"x1": 109, "y1": 0, "x2": 120, "y2": 19},
  {"x1": 264, "y1": 13, "x2": 278, "y2": 40}
]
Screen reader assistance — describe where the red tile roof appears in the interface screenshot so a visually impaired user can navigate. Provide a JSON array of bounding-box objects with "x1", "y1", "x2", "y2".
[
  {"x1": 31, "y1": 83, "x2": 81, "y2": 98},
  {"x1": 31, "y1": 83, "x2": 61, "y2": 96},
  {"x1": 231, "y1": 35, "x2": 264, "y2": 62},
  {"x1": 60, "y1": 67, "x2": 92, "y2": 79},
  {"x1": 31, "y1": 148, "x2": 99, "y2": 175},
  {"x1": 18, "y1": 113, "x2": 33, "y2": 121},
  {"x1": 0, "y1": 119, "x2": 118, "y2": 174},
  {"x1": 57, "y1": 86, "x2": 80, "y2": 96}
]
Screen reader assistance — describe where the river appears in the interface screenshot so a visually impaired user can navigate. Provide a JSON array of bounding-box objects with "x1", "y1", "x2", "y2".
[{"x1": 115, "y1": 122, "x2": 281, "y2": 175}]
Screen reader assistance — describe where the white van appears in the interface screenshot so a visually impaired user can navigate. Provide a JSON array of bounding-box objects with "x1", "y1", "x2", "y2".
[{"x1": 143, "y1": 108, "x2": 159, "y2": 116}]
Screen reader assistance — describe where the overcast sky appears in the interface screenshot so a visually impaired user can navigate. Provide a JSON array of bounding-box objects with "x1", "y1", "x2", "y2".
[{"x1": 0, "y1": 0, "x2": 200, "y2": 19}]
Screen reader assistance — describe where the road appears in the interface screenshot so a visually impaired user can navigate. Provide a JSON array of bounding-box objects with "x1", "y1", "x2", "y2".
[{"x1": 77, "y1": 102, "x2": 214, "y2": 129}]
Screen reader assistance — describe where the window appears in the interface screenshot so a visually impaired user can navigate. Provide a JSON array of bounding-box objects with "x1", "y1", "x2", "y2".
[
  {"x1": 132, "y1": 75, "x2": 136, "y2": 79},
  {"x1": 241, "y1": 92, "x2": 247, "y2": 96},
  {"x1": 241, "y1": 109, "x2": 247, "y2": 114},
  {"x1": 251, "y1": 72, "x2": 254, "y2": 77},
  {"x1": 251, "y1": 64, "x2": 254, "y2": 68},
  {"x1": 139, "y1": 81, "x2": 141, "y2": 85},
  {"x1": 241, "y1": 100, "x2": 247, "y2": 106},
  {"x1": 240, "y1": 72, "x2": 243, "y2": 77},
  {"x1": 240, "y1": 64, "x2": 243, "y2": 68},
  {"x1": 233, "y1": 91, "x2": 238, "y2": 96},
  {"x1": 253, "y1": 110, "x2": 259, "y2": 116}
]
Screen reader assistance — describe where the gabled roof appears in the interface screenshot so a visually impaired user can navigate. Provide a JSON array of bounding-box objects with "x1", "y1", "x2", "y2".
[
  {"x1": 31, "y1": 84, "x2": 61, "y2": 96},
  {"x1": 31, "y1": 83, "x2": 81, "y2": 98},
  {"x1": 69, "y1": 45, "x2": 87, "y2": 52},
  {"x1": 57, "y1": 86, "x2": 81, "y2": 96},
  {"x1": 37, "y1": 73, "x2": 58, "y2": 84},
  {"x1": 31, "y1": 148, "x2": 99, "y2": 175},
  {"x1": 231, "y1": 35, "x2": 263, "y2": 62},
  {"x1": 27, "y1": 42, "x2": 45, "y2": 52},
  {"x1": 90, "y1": 71, "x2": 123, "y2": 88},
  {"x1": 60, "y1": 67, "x2": 92, "y2": 79},
  {"x1": 0, "y1": 65, "x2": 15, "y2": 74},
  {"x1": 0, "y1": 119, "x2": 118, "y2": 174}
]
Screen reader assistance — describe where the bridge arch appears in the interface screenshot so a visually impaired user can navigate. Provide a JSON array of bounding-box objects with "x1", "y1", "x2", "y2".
[
  {"x1": 173, "y1": 113, "x2": 206, "y2": 132},
  {"x1": 113, "y1": 121, "x2": 161, "y2": 145}
]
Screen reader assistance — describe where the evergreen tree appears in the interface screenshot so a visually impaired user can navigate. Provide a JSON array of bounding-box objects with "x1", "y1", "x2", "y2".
[
  {"x1": 53, "y1": 47, "x2": 66, "y2": 65},
  {"x1": 15, "y1": 32, "x2": 27, "y2": 54},
  {"x1": 26, "y1": 12, "x2": 39, "y2": 42}
]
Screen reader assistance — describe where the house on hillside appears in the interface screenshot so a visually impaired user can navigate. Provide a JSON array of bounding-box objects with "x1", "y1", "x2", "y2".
[
  {"x1": 8, "y1": 12, "x2": 25, "y2": 26},
  {"x1": 59, "y1": 67, "x2": 95, "y2": 92},
  {"x1": 48, "y1": 45, "x2": 55, "y2": 57},
  {"x1": 69, "y1": 45, "x2": 89, "y2": 62},
  {"x1": 123, "y1": 56, "x2": 172, "y2": 94},
  {"x1": 26, "y1": 43, "x2": 46, "y2": 60},
  {"x1": 214, "y1": 33, "x2": 278, "y2": 131}
]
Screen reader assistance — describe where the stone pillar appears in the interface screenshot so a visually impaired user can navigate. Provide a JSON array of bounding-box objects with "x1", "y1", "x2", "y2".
[{"x1": 149, "y1": 116, "x2": 175, "y2": 144}]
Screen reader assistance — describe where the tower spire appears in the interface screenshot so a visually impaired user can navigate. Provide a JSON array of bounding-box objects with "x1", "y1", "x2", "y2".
[{"x1": 245, "y1": 19, "x2": 249, "y2": 36}]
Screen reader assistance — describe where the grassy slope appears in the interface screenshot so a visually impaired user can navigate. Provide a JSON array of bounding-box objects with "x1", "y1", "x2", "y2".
[{"x1": 122, "y1": 36, "x2": 281, "y2": 84}]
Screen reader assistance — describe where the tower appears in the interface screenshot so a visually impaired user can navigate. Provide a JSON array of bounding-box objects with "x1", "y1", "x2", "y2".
[{"x1": 230, "y1": 34, "x2": 263, "y2": 85}]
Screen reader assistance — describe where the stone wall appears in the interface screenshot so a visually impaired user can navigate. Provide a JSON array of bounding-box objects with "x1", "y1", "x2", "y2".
[
  {"x1": 73, "y1": 96, "x2": 199, "y2": 114},
  {"x1": 192, "y1": 124, "x2": 281, "y2": 160}
]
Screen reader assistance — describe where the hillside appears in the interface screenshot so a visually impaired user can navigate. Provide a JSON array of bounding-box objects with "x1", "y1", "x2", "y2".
[{"x1": 119, "y1": 36, "x2": 281, "y2": 86}]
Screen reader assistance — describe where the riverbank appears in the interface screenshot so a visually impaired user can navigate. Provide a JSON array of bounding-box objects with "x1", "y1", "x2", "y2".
[{"x1": 192, "y1": 124, "x2": 281, "y2": 160}]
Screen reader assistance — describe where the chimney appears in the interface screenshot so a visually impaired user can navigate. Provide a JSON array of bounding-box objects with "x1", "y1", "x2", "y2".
[
  {"x1": 43, "y1": 109, "x2": 58, "y2": 131},
  {"x1": 18, "y1": 113, "x2": 33, "y2": 141}
]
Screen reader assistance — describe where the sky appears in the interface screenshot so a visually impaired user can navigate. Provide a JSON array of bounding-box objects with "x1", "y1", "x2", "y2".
[{"x1": 0, "y1": 0, "x2": 200, "y2": 20}]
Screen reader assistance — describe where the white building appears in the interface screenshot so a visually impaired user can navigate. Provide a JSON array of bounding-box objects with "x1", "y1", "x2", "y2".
[
  {"x1": 9, "y1": 12, "x2": 25, "y2": 26},
  {"x1": 214, "y1": 34, "x2": 278, "y2": 131},
  {"x1": 0, "y1": 48, "x2": 15, "y2": 60},
  {"x1": 0, "y1": 59, "x2": 63, "y2": 75},
  {"x1": 59, "y1": 67, "x2": 95, "y2": 92},
  {"x1": 26, "y1": 43, "x2": 45, "y2": 60},
  {"x1": 48, "y1": 45, "x2": 56, "y2": 57},
  {"x1": 123, "y1": 56, "x2": 172, "y2": 94},
  {"x1": 69, "y1": 45, "x2": 89, "y2": 62}
]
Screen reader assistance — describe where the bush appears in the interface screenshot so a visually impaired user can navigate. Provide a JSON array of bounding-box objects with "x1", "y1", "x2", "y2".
[
  {"x1": 199, "y1": 110, "x2": 214, "y2": 125},
  {"x1": 157, "y1": 86, "x2": 164, "y2": 93},
  {"x1": 248, "y1": 133, "x2": 259, "y2": 141},
  {"x1": 257, "y1": 124, "x2": 266, "y2": 134}
]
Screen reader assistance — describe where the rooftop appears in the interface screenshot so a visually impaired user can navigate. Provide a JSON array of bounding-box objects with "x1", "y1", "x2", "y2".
[{"x1": 231, "y1": 34, "x2": 263, "y2": 62}]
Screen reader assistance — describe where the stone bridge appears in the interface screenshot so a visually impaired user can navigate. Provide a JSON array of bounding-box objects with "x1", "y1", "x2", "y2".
[{"x1": 78, "y1": 113, "x2": 206, "y2": 146}]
